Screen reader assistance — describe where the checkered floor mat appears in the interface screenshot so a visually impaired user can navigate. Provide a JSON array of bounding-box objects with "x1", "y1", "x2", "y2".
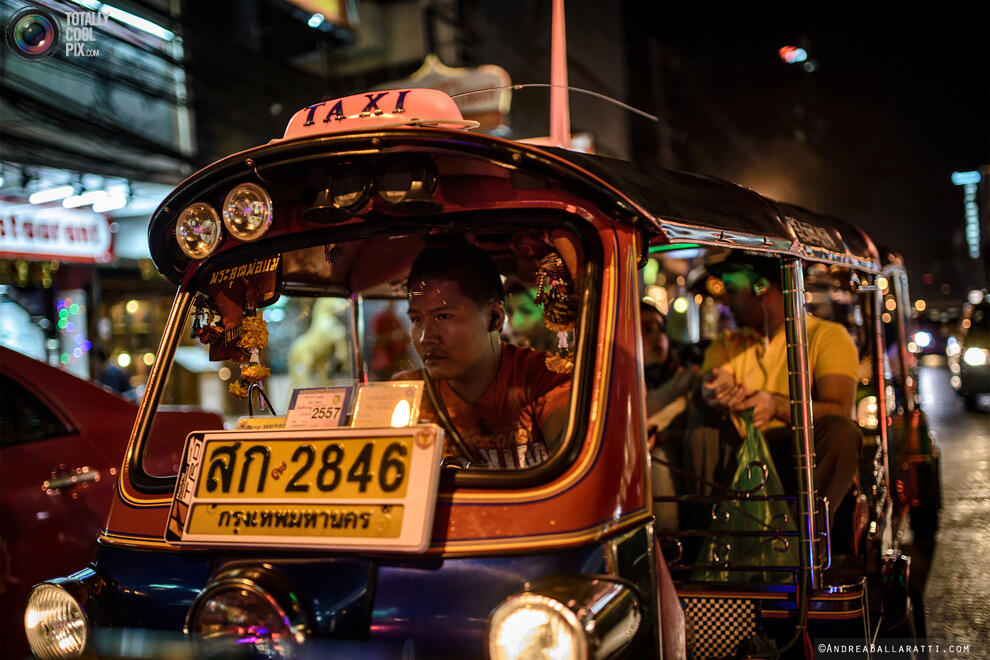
[{"x1": 682, "y1": 597, "x2": 757, "y2": 659}]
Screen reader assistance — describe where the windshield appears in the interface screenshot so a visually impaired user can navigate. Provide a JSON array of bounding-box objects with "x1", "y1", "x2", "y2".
[{"x1": 145, "y1": 220, "x2": 588, "y2": 476}]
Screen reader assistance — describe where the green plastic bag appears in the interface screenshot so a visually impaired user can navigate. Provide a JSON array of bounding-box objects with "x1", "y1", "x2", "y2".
[{"x1": 693, "y1": 410, "x2": 799, "y2": 583}]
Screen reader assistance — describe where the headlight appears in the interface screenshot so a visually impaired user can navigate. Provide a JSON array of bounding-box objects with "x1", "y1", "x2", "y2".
[
  {"x1": 490, "y1": 594, "x2": 586, "y2": 660},
  {"x1": 186, "y1": 566, "x2": 308, "y2": 658},
  {"x1": 222, "y1": 183, "x2": 273, "y2": 241},
  {"x1": 24, "y1": 569, "x2": 109, "y2": 660},
  {"x1": 963, "y1": 347, "x2": 989, "y2": 367},
  {"x1": 175, "y1": 203, "x2": 222, "y2": 259},
  {"x1": 857, "y1": 395, "x2": 879, "y2": 430},
  {"x1": 488, "y1": 576, "x2": 641, "y2": 660},
  {"x1": 25, "y1": 584, "x2": 86, "y2": 659}
]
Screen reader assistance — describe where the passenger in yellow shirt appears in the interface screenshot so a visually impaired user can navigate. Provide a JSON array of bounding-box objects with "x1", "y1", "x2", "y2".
[{"x1": 686, "y1": 254, "x2": 862, "y2": 519}]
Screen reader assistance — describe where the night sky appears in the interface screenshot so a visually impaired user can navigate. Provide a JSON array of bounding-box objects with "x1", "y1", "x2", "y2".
[{"x1": 628, "y1": 8, "x2": 989, "y2": 301}]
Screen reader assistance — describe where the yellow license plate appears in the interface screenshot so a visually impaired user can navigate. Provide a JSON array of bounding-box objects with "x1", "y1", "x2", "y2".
[
  {"x1": 167, "y1": 426, "x2": 444, "y2": 552},
  {"x1": 195, "y1": 436, "x2": 413, "y2": 500}
]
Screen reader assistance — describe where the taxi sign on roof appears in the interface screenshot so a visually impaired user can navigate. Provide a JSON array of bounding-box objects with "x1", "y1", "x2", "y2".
[{"x1": 282, "y1": 88, "x2": 480, "y2": 140}]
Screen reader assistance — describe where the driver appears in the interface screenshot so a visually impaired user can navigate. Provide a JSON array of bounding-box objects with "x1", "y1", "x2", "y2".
[{"x1": 403, "y1": 240, "x2": 571, "y2": 469}]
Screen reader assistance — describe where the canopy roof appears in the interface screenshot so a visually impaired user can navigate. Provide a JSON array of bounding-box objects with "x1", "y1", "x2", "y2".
[{"x1": 149, "y1": 127, "x2": 882, "y2": 284}]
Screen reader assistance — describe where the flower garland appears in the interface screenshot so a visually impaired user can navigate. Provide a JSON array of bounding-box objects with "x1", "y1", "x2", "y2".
[{"x1": 228, "y1": 312, "x2": 270, "y2": 399}]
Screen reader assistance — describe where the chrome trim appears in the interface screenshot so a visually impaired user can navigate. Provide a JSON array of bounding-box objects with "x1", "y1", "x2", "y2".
[
  {"x1": 126, "y1": 290, "x2": 193, "y2": 491},
  {"x1": 782, "y1": 258, "x2": 821, "y2": 592},
  {"x1": 489, "y1": 575, "x2": 642, "y2": 660},
  {"x1": 868, "y1": 275, "x2": 893, "y2": 540},
  {"x1": 185, "y1": 565, "x2": 310, "y2": 646},
  {"x1": 349, "y1": 293, "x2": 365, "y2": 384}
]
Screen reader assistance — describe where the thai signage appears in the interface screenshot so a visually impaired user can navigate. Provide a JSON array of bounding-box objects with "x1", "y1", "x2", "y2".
[{"x1": 0, "y1": 199, "x2": 113, "y2": 263}]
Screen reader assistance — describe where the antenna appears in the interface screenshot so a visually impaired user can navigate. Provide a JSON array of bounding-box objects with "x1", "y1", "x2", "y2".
[{"x1": 550, "y1": 0, "x2": 570, "y2": 149}]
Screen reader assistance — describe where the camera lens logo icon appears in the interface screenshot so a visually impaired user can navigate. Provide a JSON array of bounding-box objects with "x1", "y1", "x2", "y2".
[{"x1": 7, "y1": 7, "x2": 60, "y2": 59}]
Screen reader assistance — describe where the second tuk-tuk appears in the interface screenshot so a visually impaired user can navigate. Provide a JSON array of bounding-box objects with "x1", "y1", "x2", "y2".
[{"x1": 23, "y1": 88, "x2": 930, "y2": 659}]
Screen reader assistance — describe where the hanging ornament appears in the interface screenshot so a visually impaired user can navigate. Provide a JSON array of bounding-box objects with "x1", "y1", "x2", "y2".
[
  {"x1": 241, "y1": 363, "x2": 270, "y2": 382},
  {"x1": 228, "y1": 310, "x2": 272, "y2": 404},
  {"x1": 238, "y1": 313, "x2": 269, "y2": 350},
  {"x1": 228, "y1": 378, "x2": 249, "y2": 398},
  {"x1": 534, "y1": 252, "x2": 577, "y2": 374},
  {"x1": 191, "y1": 296, "x2": 224, "y2": 344}
]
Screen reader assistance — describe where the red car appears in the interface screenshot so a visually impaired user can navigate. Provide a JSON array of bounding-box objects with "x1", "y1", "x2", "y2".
[{"x1": 0, "y1": 346, "x2": 222, "y2": 659}]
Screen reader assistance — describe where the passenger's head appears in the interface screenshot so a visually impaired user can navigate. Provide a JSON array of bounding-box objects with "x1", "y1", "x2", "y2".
[
  {"x1": 708, "y1": 252, "x2": 782, "y2": 330},
  {"x1": 505, "y1": 280, "x2": 555, "y2": 352},
  {"x1": 640, "y1": 302, "x2": 670, "y2": 367},
  {"x1": 406, "y1": 240, "x2": 506, "y2": 381}
]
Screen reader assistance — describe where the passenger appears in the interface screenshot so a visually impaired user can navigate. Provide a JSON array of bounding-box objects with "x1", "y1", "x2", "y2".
[
  {"x1": 504, "y1": 280, "x2": 557, "y2": 353},
  {"x1": 404, "y1": 240, "x2": 571, "y2": 469},
  {"x1": 642, "y1": 302, "x2": 701, "y2": 530},
  {"x1": 686, "y1": 253, "x2": 862, "y2": 518}
]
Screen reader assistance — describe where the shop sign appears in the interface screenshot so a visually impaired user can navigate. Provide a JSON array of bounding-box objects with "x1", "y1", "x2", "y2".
[{"x1": 0, "y1": 199, "x2": 113, "y2": 263}]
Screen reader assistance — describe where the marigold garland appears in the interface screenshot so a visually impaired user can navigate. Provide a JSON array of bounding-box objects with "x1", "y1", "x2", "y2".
[
  {"x1": 241, "y1": 363, "x2": 270, "y2": 382},
  {"x1": 238, "y1": 314, "x2": 269, "y2": 350},
  {"x1": 228, "y1": 378, "x2": 249, "y2": 398}
]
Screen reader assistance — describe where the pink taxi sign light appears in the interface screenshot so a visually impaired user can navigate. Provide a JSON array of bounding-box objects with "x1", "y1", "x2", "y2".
[{"x1": 282, "y1": 88, "x2": 480, "y2": 140}]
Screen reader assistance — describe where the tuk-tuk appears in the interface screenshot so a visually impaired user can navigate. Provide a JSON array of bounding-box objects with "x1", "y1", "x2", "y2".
[{"x1": 22, "y1": 88, "x2": 922, "y2": 659}]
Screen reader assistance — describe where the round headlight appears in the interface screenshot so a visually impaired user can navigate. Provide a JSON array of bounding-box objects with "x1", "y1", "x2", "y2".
[
  {"x1": 857, "y1": 395, "x2": 879, "y2": 430},
  {"x1": 24, "y1": 583, "x2": 88, "y2": 660},
  {"x1": 489, "y1": 594, "x2": 586, "y2": 660},
  {"x1": 175, "y1": 203, "x2": 222, "y2": 259},
  {"x1": 222, "y1": 183, "x2": 273, "y2": 241},
  {"x1": 186, "y1": 568, "x2": 307, "y2": 658}
]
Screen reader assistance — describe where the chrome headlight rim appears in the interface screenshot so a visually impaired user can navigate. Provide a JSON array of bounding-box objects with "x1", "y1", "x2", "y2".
[
  {"x1": 221, "y1": 182, "x2": 274, "y2": 242},
  {"x1": 488, "y1": 574, "x2": 642, "y2": 660},
  {"x1": 175, "y1": 202, "x2": 223, "y2": 259},
  {"x1": 185, "y1": 565, "x2": 310, "y2": 647}
]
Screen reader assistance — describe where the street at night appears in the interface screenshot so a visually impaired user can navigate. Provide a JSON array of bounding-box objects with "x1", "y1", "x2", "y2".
[{"x1": 923, "y1": 364, "x2": 990, "y2": 647}]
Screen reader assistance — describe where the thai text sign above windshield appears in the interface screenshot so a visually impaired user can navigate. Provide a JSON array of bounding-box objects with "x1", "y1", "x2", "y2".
[{"x1": 166, "y1": 426, "x2": 444, "y2": 552}]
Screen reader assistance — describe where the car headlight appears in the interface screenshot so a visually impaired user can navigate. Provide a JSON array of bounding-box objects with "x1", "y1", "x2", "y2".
[
  {"x1": 488, "y1": 576, "x2": 641, "y2": 660},
  {"x1": 175, "y1": 202, "x2": 223, "y2": 259},
  {"x1": 857, "y1": 395, "x2": 879, "y2": 430},
  {"x1": 186, "y1": 566, "x2": 308, "y2": 658},
  {"x1": 963, "y1": 347, "x2": 989, "y2": 367},
  {"x1": 24, "y1": 569, "x2": 108, "y2": 660},
  {"x1": 222, "y1": 183, "x2": 273, "y2": 241}
]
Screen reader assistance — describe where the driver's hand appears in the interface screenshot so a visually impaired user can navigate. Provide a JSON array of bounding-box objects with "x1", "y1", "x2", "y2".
[{"x1": 702, "y1": 368, "x2": 748, "y2": 410}]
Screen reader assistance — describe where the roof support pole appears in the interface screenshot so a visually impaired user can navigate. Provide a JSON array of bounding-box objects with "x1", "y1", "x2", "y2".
[{"x1": 782, "y1": 257, "x2": 821, "y2": 597}]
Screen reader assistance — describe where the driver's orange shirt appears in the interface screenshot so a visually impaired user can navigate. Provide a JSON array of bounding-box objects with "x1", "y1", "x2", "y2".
[{"x1": 416, "y1": 343, "x2": 571, "y2": 469}]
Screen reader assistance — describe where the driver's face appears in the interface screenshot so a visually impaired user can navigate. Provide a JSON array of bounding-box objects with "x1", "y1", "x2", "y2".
[{"x1": 407, "y1": 279, "x2": 496, "y2": 382}]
